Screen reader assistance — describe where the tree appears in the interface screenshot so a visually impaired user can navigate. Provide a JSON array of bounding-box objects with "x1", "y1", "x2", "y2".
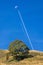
[{"x1": 8, "y1": 40, "x2": 30, "y2": 59}]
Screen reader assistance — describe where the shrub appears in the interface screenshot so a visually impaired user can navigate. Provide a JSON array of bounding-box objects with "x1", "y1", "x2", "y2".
[{"x1": 8, "y1": 40, "x2": 30, "y2": 59}]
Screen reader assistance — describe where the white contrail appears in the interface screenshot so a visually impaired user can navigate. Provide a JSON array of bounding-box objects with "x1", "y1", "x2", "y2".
[
  {"x1": 9, "y1": 1, "x2": 34, "y2": 49},
  {"x1": 15, "y1": 6, "x2": 34, "y2": 50}
]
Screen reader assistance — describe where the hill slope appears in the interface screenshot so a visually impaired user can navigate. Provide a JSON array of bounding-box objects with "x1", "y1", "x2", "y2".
[{"x1": 0, "y1": 50, "x2": 43, "y2": 65}]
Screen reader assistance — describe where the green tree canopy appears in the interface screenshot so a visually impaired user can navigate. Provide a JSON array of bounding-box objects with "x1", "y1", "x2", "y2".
[{"x1": 8, "y1": 40, "x2": 30, "y2": 56}]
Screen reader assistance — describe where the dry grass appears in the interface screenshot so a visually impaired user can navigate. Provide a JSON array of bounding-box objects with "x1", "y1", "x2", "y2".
[{"x1": 0, "y1": 50, "x2": 43, "y2": 65}]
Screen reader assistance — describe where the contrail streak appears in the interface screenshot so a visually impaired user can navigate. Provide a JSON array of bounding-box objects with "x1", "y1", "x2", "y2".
[
  {"x1": 17, "y1": 9, "x2": 34, "y2": 50},
  {"x1": 9, "y1": 0, "x2": 34, "y2": 49}
]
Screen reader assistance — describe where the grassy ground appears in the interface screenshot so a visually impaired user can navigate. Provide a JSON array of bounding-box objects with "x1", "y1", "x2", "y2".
[{"x1": 0, "y1": 50, "x2": 43, "y2": 65}]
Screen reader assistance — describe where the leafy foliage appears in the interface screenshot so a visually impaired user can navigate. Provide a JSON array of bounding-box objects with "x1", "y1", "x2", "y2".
[{"x1": 8, "y1": 40, "x2": 30, "y2": 57}]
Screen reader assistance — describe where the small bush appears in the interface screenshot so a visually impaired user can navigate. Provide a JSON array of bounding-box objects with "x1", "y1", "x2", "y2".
[{"x1": 8, "y1": 40, "x2": 30, "y2": 60}]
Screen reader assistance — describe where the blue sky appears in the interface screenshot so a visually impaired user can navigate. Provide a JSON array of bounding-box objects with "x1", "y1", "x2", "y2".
[{"x1": 0, "y1": 0, "x2": 43, "y2": 51}]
